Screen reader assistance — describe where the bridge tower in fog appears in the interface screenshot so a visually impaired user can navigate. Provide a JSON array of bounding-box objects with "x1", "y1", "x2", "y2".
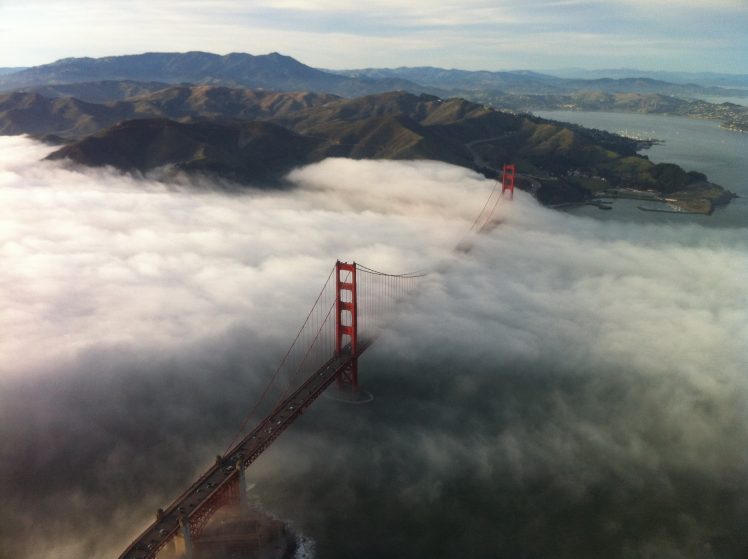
[
  {"x1": 119, "y1": 260, "x2": 423, "y2": 559},
  {"x1": 117, "y1": 156, "x2": 520, "y2": 559},
  {"x1": 335, "y1": 261, "x2": 359, "y2": 393},
  {"x1": 501, "y1": 163, "x2": 516, "y2": 200}
]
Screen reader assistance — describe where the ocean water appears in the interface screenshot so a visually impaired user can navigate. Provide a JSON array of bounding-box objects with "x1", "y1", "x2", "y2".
[{"x1": 534, "y1": 110, "x2": 748, "y2": 227}]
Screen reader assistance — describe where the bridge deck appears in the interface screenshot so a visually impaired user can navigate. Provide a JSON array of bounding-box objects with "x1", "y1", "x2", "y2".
[{"x1": 119, "y1": 344, "x2": 368, "y2": 559}]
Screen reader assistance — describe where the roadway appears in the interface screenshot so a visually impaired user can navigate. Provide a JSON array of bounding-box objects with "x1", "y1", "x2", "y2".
[{"x1": 119, "y1": 344, "x2": 368, "y2": 559}]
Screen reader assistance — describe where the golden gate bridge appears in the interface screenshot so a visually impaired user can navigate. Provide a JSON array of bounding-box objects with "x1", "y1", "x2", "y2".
[{"x1": 118, "y1": 164, "x2": 516, "y2": 559}]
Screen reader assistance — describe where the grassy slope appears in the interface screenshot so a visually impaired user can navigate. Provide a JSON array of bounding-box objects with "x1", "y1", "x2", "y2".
[{"x1": 21, "y1": 88, "x2": 732, "y2": 210}]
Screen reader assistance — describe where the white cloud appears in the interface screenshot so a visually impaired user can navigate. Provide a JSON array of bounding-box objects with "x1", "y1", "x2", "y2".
[
  {"x1": 0, "y1": 137, "x2": 488, "y2": 377},
  {"x1": 1, "y1": 135, "x2": 747, "y2": 557}
]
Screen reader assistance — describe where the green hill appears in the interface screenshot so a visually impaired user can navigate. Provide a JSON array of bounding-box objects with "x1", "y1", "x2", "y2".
[{"x1": 0, "y1": 87, "x2": 727, "y2": 212}]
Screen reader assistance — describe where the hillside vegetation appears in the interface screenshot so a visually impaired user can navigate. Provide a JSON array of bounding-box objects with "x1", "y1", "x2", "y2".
[{"x1": 0, "y1": 85, "x2": 732, "y2": 211}]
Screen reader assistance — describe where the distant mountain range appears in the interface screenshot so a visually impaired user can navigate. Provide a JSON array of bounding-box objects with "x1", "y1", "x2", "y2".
[
  {"x1": 15, "y1": 80, "x2": 172, "y2": 103},
  {"x1": 0, "y1": 83, "x2": 730, "y2": 209},
  {"x1": 0, "y1": 52, "x2": 443, "y2": 98},
  {"x1": 6, "y1": 67, "x2": 743, "y2": 134},
  {"x1": 0, "y1": 51, "x2": 735, "y2": 212},
  {"x1": 37, "y1": 89, "x2": 638, "y2": 203},
  {"x1": 0, "y1": 86, "x2": 339, "y2": 138},
  {"x1": 2, "y1": 52, "x2": 746, "y2": 101},
  {"x1": 544, "y1": 68, "x2": 748, "y2": 89},
  {"x1": 332, "y1": 67, "x2": 748, "y2": 98}
]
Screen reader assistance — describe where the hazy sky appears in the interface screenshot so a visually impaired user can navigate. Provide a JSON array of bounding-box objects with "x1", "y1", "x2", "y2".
[{"x1": 1, "y1": 0, "x2": 746, "y2": 72}]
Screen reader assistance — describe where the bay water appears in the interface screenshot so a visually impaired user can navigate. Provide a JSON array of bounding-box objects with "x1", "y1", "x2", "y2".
[{"x1": 534, "y1": 110, "x2": 748, "y2": 227}]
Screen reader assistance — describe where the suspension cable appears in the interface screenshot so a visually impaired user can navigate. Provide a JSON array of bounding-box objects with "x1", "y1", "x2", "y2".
[
  {"x1": 224, "y1": 165, "x2": 512, "y2": 454},
  {"x1": 223, "y1": 263, "x2": 336, "y2": 455}
]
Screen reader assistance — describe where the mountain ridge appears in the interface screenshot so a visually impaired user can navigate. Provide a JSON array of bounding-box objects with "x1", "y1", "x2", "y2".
[
  {"x1": 333, "y1": 66, "x2": 748, "y2": 97},
  {"x1": 26, "y1": 88, "x2": 731, "y2": 212},
  {"x1": 47, "y1": 118, "x2": 324, "y2": 183},
  {"x1": 545, "y1": 68, "x2": 748, "y2": 88},
  {"x1": 0, "y1": 86, "x2": 341, "y2": 138},
  {"x1": 0, "y1": 52, "x2": 443, "y2": 98},
  {"x1": 4, "y1": 52, "x2": 746, "y2": 103}
]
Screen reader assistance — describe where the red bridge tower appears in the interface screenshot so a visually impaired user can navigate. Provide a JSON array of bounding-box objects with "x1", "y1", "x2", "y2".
[
  {"x1": 501, "y1": 163, "x2": 516, "y2": 199},
  {"x1": 335, "y1": 261, "x2": 358, "y2": 393}
]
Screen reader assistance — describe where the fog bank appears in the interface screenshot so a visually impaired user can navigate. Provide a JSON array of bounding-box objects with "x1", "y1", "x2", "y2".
[{"x1": 1, "y1": 136, "x2": 747, "y2": 559}]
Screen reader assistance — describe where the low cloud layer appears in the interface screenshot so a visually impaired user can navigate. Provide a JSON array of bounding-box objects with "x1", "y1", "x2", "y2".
[
  {"x1": 0, "y1": 140, "x2": 482, "y2": 378},
  {"x1": 1, "y1": 135, "x2": 747, "y2": 558}
]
